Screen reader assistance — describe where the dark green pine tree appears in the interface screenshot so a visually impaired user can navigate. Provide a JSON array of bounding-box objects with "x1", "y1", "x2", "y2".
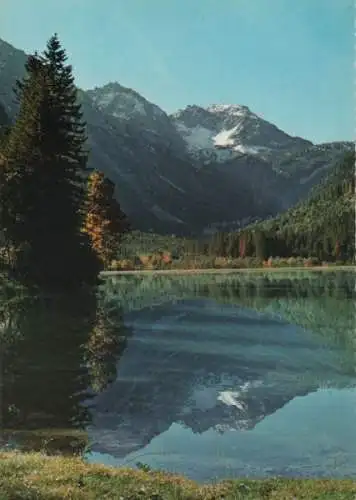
[
  {"x1": 39, "y1": 34, "x2": 100, "y2": 287},
  {"x1": 0, "y1": 102, "x2": 11, "y2": 149},
  {"x1": 0, "y1": 35, "x2": 99, "y2": 288},
  {"x1": 253, "y1": 229, "x2": 267, "y2": 260},
  {"x1": 0, "y1": 54, "x2": 49, "y2": 274}
]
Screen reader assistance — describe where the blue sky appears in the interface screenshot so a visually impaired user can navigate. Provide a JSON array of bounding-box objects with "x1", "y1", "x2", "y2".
[{"x1": 0, "y1": 0, "x2": 354, "y2": 143}]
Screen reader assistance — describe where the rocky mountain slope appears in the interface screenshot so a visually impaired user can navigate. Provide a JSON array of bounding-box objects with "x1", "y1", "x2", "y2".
[
  {"x1": 86, "y1": 82, "x2": 186, "y2": 153},
  {"x1": 171, "y1": 103, "x2": 312, "y2": 164},
  {"x1": 0, "y1": 38, "x2": 352, "y2": 235}
]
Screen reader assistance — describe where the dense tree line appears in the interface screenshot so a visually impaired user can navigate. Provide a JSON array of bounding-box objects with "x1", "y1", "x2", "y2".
[
  {"x1": 186, "y1": 152, "x2": 355, "y2": 262},
  {"x1": 0, "y1": 35, "x2": 128, "y2": 289}
]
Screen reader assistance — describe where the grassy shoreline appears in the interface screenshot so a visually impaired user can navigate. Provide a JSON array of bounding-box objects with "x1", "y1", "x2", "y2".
[
  {"x1": 1, "y1": 452, "x2": 355, "y2": 499},
  {"x1": 100, "y1": 265, "x2": 356, "y2": 276}
]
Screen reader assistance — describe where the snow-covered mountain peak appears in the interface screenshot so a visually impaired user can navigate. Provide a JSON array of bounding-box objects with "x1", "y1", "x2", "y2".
[
  {"x1": 207, "y1": 103, "x2": 250, "y2": 116},
  {"x1": 86, "y1": 81, "x2": 186, "y2": 151},
  {"x1": 171, "y1": 102, "x2": 312, "y2": 164},
  {"x1": 87, "y1": 81, "x2": 165, "y2": 120}
]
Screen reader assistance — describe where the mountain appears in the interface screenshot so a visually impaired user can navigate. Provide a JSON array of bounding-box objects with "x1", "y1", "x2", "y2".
[
  {"x1": 86, "y1": 83, "x2": 352, "y2": 223},
  {"x1": 171, "y1": 103, "x2": 312, "y2": 164},
  {"x1": 0, "y1": 39, "x2": 27, "y2": 117},
  {"x1": 86, "y1": 82, "x2": 186, "y2": 153},
  {"x1": 170, "y1": 103, "x2": 353, "y2": 212},
  {"x1": 0, "y1": 37, "x2": 352, "y2": 235},
  {"x1": 77, "y1": 89, "x2": 278, "y2": 235},
  {"x1": 0, "y1": 39, "x2": 279, "y2": 235},
  {"x1": 170, "y1": 103, "x2": 353, "y2": 177},
  {"x1": 230, "y1": 150, "x2": 355, "y2": 262},
  {"x1": 261, "y1": 151, "x2": 355, "y2": 236}
]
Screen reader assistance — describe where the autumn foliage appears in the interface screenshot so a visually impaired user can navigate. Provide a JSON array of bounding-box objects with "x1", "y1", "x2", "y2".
[{"x1": 83, "y1": 171, "x2": 129, "y2": 267}]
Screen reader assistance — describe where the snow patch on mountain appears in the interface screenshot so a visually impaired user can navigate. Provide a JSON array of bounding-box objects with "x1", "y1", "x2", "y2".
[
  {"x1": 207, "y1": 103, "x2": 250, "y2": 117},
  {"x1": 157, "y1": 174, "x2": 186, "y2": 193},
  {"x1": 171, "y1": 104, "x2": 269, "y2": 162},
  {"x1": 218, "y1": 391, "x2": 246, "y2": 411},
  {"x1": 151, "y1": 205, "x2": 185, "y2": 224},
  {"x1": 174, "y1": 118, "x2": 268, "y2": 162},
  {"x1": 298, "y1": 163, "x2": 331, "y2": 185},
  {"x1": 214, "y1": 126, "x2": 239, "y2": 147},
  {"x1": 174, "y1": 122, "x2": 213, "y2": 151}
]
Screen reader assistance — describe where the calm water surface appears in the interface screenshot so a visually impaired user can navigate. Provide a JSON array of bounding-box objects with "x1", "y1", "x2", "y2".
[{"x1": 1, "y1": 271, "x2": 355, "y2": 482}]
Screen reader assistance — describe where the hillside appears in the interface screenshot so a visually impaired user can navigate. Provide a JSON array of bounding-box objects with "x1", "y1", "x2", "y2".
[
  {"x1": 246, "y1": 151, "x2": 355, "y2": 261},
  {"x1": 263, "y1": 151, "x2": 355, "y2": 235},
  {"x1": 194, "y1": 151, "x2": 355, "y2": 262}
]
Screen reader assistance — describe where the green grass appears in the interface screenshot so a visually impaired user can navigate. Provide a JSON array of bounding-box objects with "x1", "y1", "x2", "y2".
[{"x1": 0, "y1": 452, "x2": 355, "y2": 499}]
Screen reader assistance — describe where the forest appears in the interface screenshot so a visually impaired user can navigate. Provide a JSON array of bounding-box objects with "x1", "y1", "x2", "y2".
[{"x1": 186, "y1": 151, "x2": 355, "y2": 264}]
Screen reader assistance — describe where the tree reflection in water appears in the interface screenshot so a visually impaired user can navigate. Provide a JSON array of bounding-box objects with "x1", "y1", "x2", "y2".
[{"x1": 0, "y1": 279, "x2": 130, "y2": 456}]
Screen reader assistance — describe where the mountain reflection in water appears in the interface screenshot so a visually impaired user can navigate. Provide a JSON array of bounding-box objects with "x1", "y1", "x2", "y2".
[{"x1": 1, "y1": 271, "x2": 355, "y2": 480}]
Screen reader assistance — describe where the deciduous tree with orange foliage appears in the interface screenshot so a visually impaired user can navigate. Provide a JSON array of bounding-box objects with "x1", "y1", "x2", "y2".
[{"x1": 83, "y1": 171, "x2": 130, "y2": 268}]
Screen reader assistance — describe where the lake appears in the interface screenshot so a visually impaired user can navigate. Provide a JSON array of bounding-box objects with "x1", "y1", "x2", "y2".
[{"x1": 1, "y1": 270, "x2": 355, "y2": 482}]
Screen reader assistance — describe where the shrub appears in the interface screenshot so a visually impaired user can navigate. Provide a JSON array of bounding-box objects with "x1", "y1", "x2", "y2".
[
  {"x1": 110, "y1": 259, "x2": 120, "y2": 270},
  {"x1": 109, "y1": 259, "x2": 134, "y2": 270},
  {"x1": 265, "y1": 257, "x2": 273, "y2": 267},
  {"x1": 162, "y1": 252, "x2": 172, "y2": 265},
  {"x1": 150, "y1": 253, "x2": 163, "y2": 267},
  {"x1": 139, "y1": 254, "x2": 151, "y2": 266},
  {"x1": 230, "y1": 258, "x2": 246, "y2": 268},
  {"x1": 120, "y1": 259, "x2": 134, "y2": 270},
  {"x1": 214, "y1": 257, "x2": 230, "y2": 268},
  {"x1": 287, "y1": 257, "x2": 298, "y2": 266},
  {"x1": 249, "y1": 257, "x2": 263, "y2": 268}
]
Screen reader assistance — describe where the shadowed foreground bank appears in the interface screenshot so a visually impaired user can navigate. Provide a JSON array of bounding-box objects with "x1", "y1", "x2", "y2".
[{"x1": 0, "y1": 452, "x2": 355, "y2": 499}]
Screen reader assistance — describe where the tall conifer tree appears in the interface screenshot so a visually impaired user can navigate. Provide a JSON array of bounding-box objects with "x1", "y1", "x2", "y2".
[{"x1": 0, "y1": 35, "x2": 99, "y2": 288}]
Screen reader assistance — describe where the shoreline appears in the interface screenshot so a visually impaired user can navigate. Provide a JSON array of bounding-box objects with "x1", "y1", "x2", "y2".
[
  {"x1": 100, "y1": 265, "x2": 356, "y2": 277},
  {"x1": 1, "y1": 451, "x2": 355, "y2": 499}
]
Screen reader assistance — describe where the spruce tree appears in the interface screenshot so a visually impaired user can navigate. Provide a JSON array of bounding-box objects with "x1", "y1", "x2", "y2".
[
  {"x1": 0, "y1": 35, "x2": 99, "y2": 288},
  {"x1": 0, "y1": 102, "x2": 11, "y2": 148},
  {"x1": 0, "y1": 55, "x2": 49, "y2": 276}
]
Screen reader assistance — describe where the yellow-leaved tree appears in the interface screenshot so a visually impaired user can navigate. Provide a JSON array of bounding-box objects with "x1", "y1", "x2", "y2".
[{"x1": 83, "y1": 171, "x2": 130, "y2": 268}]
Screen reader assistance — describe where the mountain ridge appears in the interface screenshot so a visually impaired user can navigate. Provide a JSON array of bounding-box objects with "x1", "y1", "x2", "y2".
[{"x1": 0, "y1": 37, "x2": 352, "y2": 235}]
